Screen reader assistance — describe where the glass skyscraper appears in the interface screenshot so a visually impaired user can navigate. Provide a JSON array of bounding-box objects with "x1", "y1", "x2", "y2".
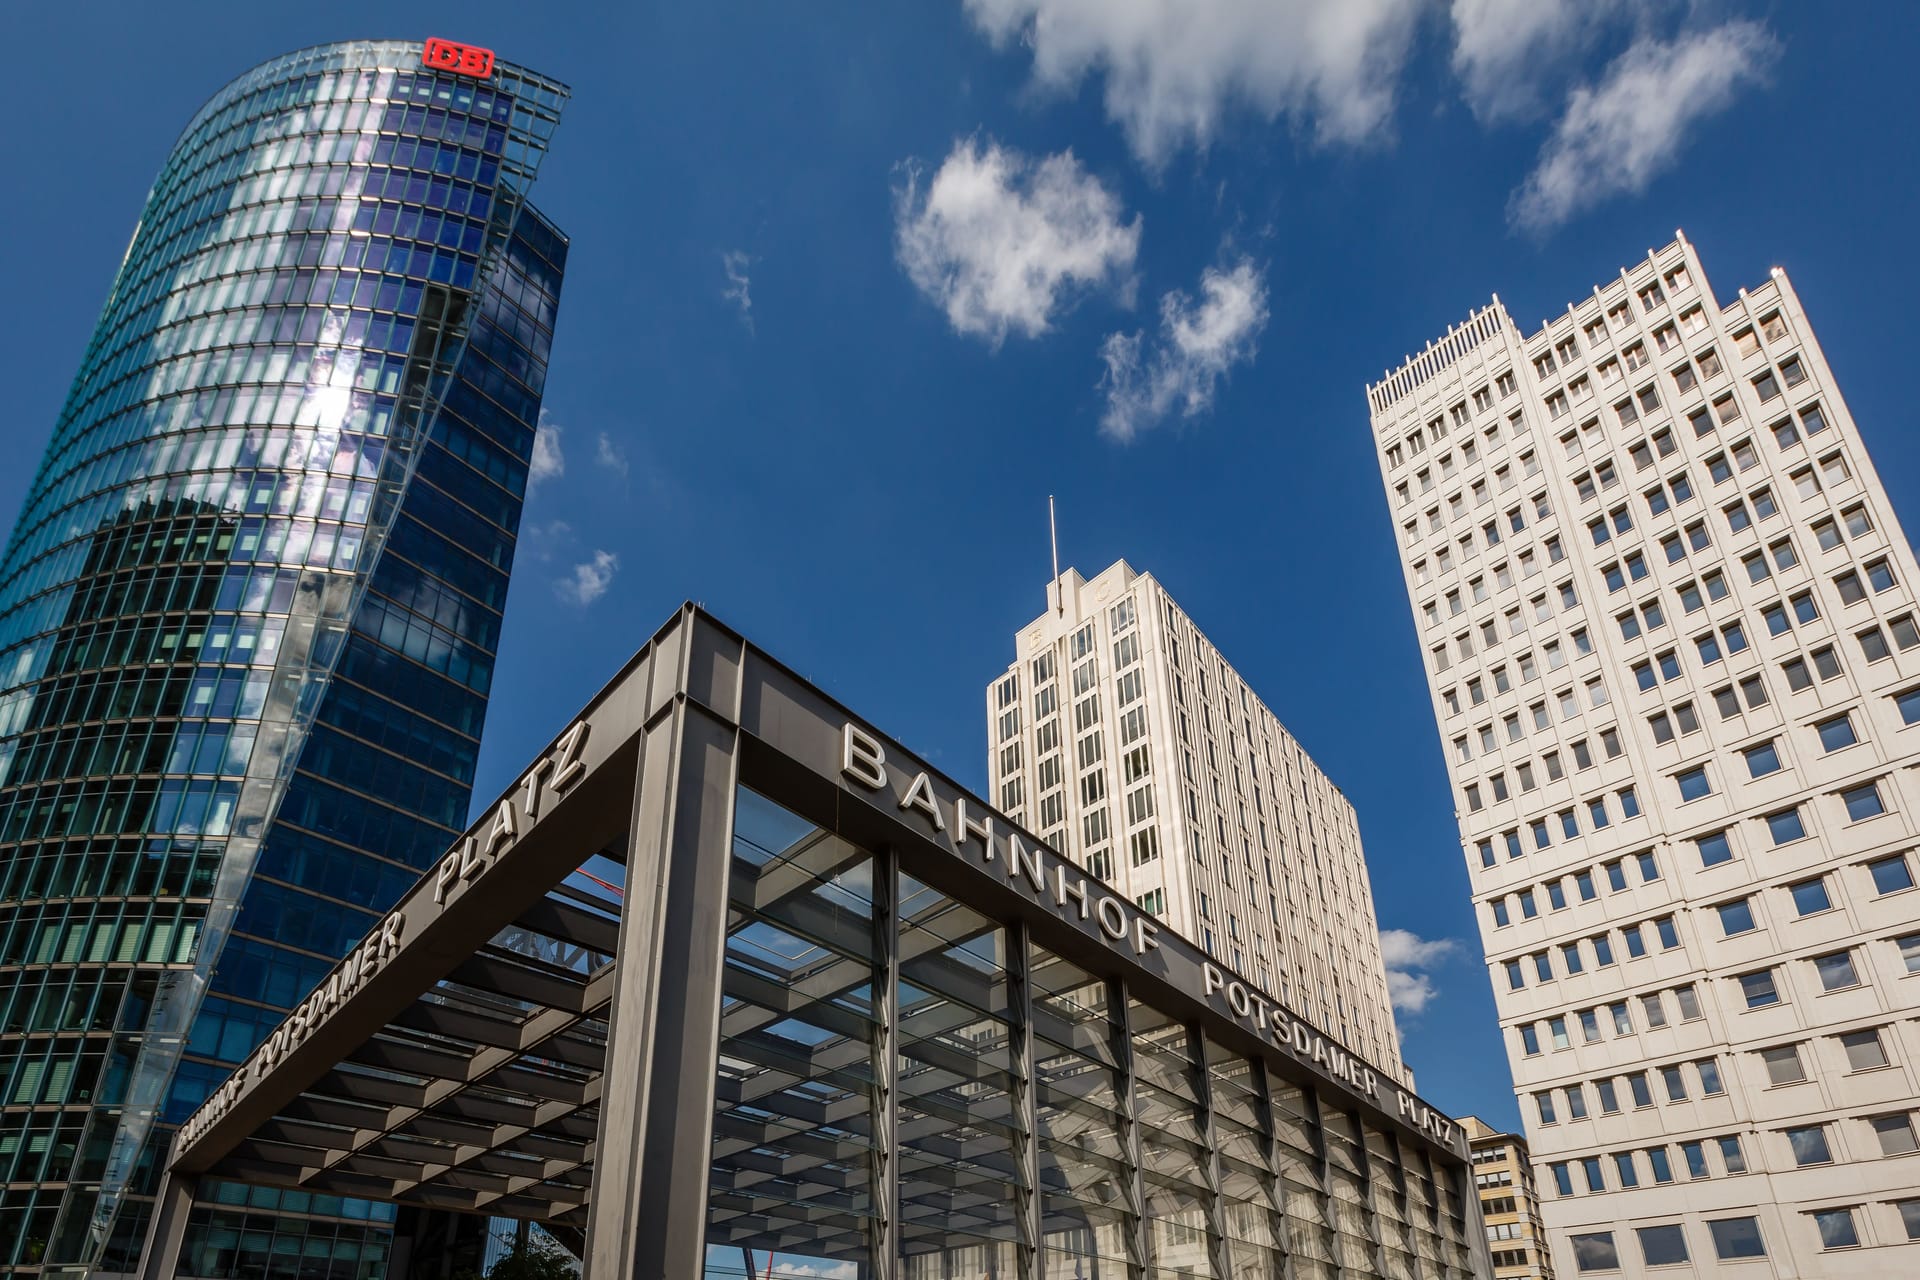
[{"x1": 0, "y1": 39, "x2": 568, "y2": 1275}]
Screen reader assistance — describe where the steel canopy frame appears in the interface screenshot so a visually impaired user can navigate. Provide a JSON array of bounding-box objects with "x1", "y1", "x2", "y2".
[{"x1": 142, "y1": 605, "x2": 1487, "y2": 1280}]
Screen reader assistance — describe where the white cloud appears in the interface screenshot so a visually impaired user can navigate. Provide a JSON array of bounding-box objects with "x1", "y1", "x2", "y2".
[
  {"x1": 963, "y1": 0, "x2": 1425, "y2": 166},
  {"x1": 1510, "y1": 20, "x2": 1778, "y2": 233},
  {"x1": 1098, "y1": 256, "x2": 1268, "y2": 441},
  {"x1": 721, "y1": 250, "x2": 755, "y2": 331},
  {"x1": 1386, "y1": 969, "x2": 1441, "y2": 1015},
  {"x1": 555, "y1": 550, "x2": 619, "y2": 606},
  {"x1": 1379, "y1": 928, "x2": 1457, "y2": 1015},
  {"x1": 1450, "y1": 0, "x2": 1646, "y2": 122},
  {"x1": 530, "y1": 409, "x2": 565, "y2": 485},
  {"x1": 894, "y1": 137, "x2": 1140, "y2": 346},
  {"x1": 594, "y1": 432, "x2": 630, "y2": 479},
  {"x1": 1380, "y1": 928, "x2": 1457, "y2": 970}
]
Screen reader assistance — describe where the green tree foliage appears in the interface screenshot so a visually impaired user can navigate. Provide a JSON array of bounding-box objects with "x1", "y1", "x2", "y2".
[{"x1": 486, "y1": 1233, "x2": 577, "y2": 1280}]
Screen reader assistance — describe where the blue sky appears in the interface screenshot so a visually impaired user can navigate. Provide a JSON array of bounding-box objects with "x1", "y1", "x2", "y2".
[{"x1": 7, "y1": 1, "x2": 1920, "y2": 1130}]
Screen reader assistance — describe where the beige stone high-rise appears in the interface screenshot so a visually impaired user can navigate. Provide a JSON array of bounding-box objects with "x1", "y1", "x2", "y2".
[
  {"x1": 1463, "y1": 1115, "x2": 1556, "y2": 1279},
  {"x1": 1366, "y1": 234, "x2": 1920, "y2": 1276},
  {"x1": 987, "y1": 560, "x2": 1410, "y2": 1085}
]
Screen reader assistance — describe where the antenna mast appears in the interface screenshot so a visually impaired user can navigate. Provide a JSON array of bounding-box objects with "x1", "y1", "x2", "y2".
[{"x1": 1048, "y1": 496, "x2": 1062, "y2": 614}]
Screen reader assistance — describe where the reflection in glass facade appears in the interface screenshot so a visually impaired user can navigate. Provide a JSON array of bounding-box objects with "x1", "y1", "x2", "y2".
[
  {"x1": 0, "y1": 40, "x2": 568, "y2": 1273},
  {"x1": 717, "y1": 788, "x2": 1481, "y2": 1279}
]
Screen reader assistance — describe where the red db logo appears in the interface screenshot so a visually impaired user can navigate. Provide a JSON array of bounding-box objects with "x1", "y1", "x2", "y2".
[{"x1": 423, "y1": 38, "x2": 496, "y2": 80}]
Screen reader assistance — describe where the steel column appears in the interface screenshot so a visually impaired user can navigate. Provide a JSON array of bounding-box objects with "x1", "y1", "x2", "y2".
[
  {"x1": 1257, "y1": 1060, "x2": 1301, "y2": 1280},
  {"x1": 871, "y1": 847, "x2": 901, "y2": 1280},
  {"x1": 1113, "y1": 979, "x2": 1148, "y2": 1280},
  {"x1": 132, "y1": 1172, "x2": 195, "y2": 1280},
  {"x1": 583, "y1": 697, "x2": 742, "y2": 1279},
  {"x1": 1008, "y1": 921, "x2": 1040, "y2": 1280},
  {"x1": 1193, "y1": 1031, "x2": 1233, "y2": 1280}
]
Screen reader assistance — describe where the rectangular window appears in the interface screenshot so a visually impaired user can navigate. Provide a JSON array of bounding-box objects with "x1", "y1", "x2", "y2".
[
  {"x1": 1790, "y1": 877, "x2": 1831, "y2": 915},
  {"x1": 1813, "y1": 951, "x2": 1859, "y2": 991},
  {"x1": 1709, "y1": 1218, "x2": 1766, "y2": 1260},
  {"x1": 1842, "y1": 1028, "x2": 1889, "y2": 1071},
  {"x1": 1872, "y1": 1114, "x2": 1918, "y2": 1156},
  {"x1": 1869, "y1": 854, "x2": 1916, "y2": 894},
  {"x1": 1842, "y1": 782, "x2": 1887, "y2": 822},
  {"x1": 1762, "y1": 1045, "x2": 1806, "y2": 1085},
  {"x1": 1739, "y1": 970, "x2": 1780, "y2": 1008},
  {"x1": 1787, "y1": 1125, "x2": 1832, "y2": 1166}
]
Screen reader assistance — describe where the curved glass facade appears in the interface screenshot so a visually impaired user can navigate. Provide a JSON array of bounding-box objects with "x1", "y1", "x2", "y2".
[{"x1": 0, "y1": 40, "x2": 568, "y2": 1273}]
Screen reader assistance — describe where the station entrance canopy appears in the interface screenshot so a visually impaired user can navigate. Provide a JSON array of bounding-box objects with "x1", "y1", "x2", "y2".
[{"x1": 144, "y1": 606, "x2": 1491, "y2": 1279}]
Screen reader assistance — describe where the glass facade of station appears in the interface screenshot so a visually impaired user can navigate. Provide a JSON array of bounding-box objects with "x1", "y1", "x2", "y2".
[
  {"x1": 0, "y1": 39, "x2": 568, "y2": 1273},
  {"x1": 147, "y1": 608, "x2": 1488, "y2": 1280},
  {"x1": 717, "y1": 788, "x2": 1481, "y2": 1280}
]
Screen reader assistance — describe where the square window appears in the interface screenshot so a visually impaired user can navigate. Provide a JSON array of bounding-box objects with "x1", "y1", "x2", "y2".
[
  {"x1": 1842, "y1": 1029, "x2": 1889, "y2": 1071},
  {"x1": 1677, "y1": 767, "x2": 1711, "y2": 802},
  {"x1": 1789, "y1": 878, "x2": 1831, "y2": 915},
  {"x1": 1767, "y1": 808, "x2": 1806, "y2": 844},
  {"x1": 1709, "y1": 1218, "x2": 1765, "y2": 1260},
  {"x1": 1697, "y1": 831, "x2": 1733, "y2": 867},
  {"x1": 1572, "y1": 1233, "x2": 1618, "y2": 1273},
  {"x1": 1740, "y1": 970, "x2": 1780, "y2": 1008},
  {"x1": 1787, "y1": 1125, "x2": 1832, "y2": 1166},
  {"x1": 1637, "y1": 1224, "x2": 1686, "y2": 1265},
  {"x1": 1762, "y1": 1045, "x2": 1806, "y2": 1085},
  {"x1": 1843, "y1": 782, "x2": 1886, "y2": 822},
  {"x1": 1868, "y1": 854, "x2": 1915, "y2": 894},
  {"x1": 1718, "y1": 899, "x2": 1757, "y2": 936},
  {"x1": 1813, "y1": 1209, "x2": 1859, "y2": 1251},
  {"x1": 1897, "y1": 688, "x2": 1920, "y2": 724},
  {"x1": 1872, "y1": 1114, "x2": 1918, "y2": 1156},
  {"x1": 1813, "y1": 951, "x2": 1860, "y2": 991},
  {"x1": 1744, "y1": 741, "x2": 1782, "y2": 778}
]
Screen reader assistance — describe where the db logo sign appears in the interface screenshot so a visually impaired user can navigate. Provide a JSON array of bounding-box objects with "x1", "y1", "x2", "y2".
[{"x1": 423, "y1": 38, "x2": 496, "y2": 80}]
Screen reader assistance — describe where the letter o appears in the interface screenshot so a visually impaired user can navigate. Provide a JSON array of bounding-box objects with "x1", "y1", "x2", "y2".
[{"x1": 1095, "y1": 896, "x2": 1129, "y2": 941}]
